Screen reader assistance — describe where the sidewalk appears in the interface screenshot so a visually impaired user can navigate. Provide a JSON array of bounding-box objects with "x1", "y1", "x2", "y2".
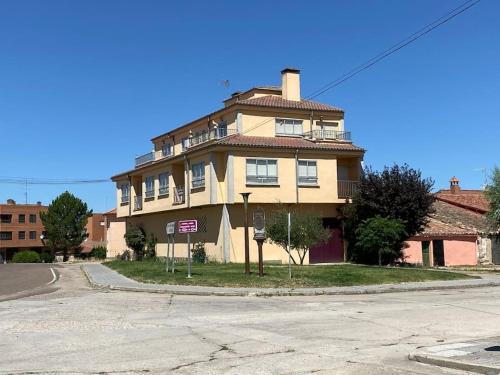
[
  {"x1": 409, "y1": 338, "x2": 500, "y2": 374},
  {"x1": 82, "y1": 264, "x2": 500, "y2": 297}
]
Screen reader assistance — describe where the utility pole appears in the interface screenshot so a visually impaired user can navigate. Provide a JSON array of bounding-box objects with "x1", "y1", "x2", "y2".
[{"x1": 240, "y1": 192, "x2": 251, "y2": 275}]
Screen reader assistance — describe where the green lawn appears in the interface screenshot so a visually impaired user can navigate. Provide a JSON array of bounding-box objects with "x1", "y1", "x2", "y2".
[{"x1": 104, "y1": 259, "x2": 475, "y2": 288}]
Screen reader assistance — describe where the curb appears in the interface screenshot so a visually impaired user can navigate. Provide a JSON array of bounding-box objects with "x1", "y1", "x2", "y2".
[
  {"x1": 81, "y1": 265, "x2": 500, "y2": 297},
  {"x1": 409, "y1": 353, "x2": 500, "y2": 375}
]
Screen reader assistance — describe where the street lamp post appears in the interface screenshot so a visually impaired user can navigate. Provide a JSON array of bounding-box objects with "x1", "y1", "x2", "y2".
[{"x1": 240, "y1": 192, "x2": 251, "y2": 275}]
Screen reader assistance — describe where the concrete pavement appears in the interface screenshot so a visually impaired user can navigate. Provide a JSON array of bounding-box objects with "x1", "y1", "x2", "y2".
[{"x1": 83, "y1": 263, "x2": 500, "y2": 296}]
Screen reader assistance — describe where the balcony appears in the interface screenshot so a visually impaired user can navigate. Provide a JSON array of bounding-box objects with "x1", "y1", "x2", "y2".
[
  {"x1": 133, "y1": 195, "x2": 143, "y2": 211},
  {"x1": 192, "y1": 177, "x2": 205, "y2": 189},
  {"x1": 304, "y1": 130, "x2": 351, "y2": 141},
  {"x1": 158, "y1": 186, "x2": 169, "y2": 196},
  {"x1": 338, "y1": 180, "x2": 359, "y2": 199},
  {"x1": 121, "y1": 195, "x2": 130, "y2": 205},
  {"x1": 173, "y1": 186, "x2": 185, "y2": 205},
  {"x1": 135, "y1": 152, "x2": 155, "y2": 167},
  {"x1": 187, "y1": 128, "x2": 238, "y2": 148}
]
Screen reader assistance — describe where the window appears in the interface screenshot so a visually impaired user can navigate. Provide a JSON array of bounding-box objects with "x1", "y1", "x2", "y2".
[
  {"x1": 181, "y1": 137, "x2": 190, "y2": 151},
  {"x1": 18, "y1": 231, "x2": 25, "y2": 240},
  {"x1": 121, "y1": 184, "x2": 130, "y2": 204},
  {"x1": 145, "y1": 176, "x2": 155, "y2": 198},
  {"x1": 246, "y1": 159, "x2": 278, "y2": 184},
  {"x1": 159, "y1": 172, "x2": 169, "y2": 196},
  {"x1": 29, "y1": 231, "x2": 36, "y2": 240},
  {"x1": 298, "y1": 160, "x2": 318, "y2": 185},
  {"x1": 275, "y1": 119, "x2": 303, "y2": 136},
  {"x1": 19, "y1": 214, "x2": 25, "y2": 223},
  {"x1": 215, "y1": 122, "x2": 228, "y2": 138},
  {"x1": 0, "y1": 214, "x2": 12, "y2": 223},
  {"x1": 29, "y1": 214, "x2": 36, "y2": 223},
  {"x1": 162, "y1": 143, "x2": 172, "y2": 157},
  {"x1": 192, "y1": 162, "x2": 205, "y2": 188},
  {"x1": 0, "y1": 232, "x2": 12, "y2": 240}
]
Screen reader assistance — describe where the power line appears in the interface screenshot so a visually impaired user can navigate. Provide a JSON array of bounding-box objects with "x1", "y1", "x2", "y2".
[
  {"x1": 306, "y1": 0, "x2": 480, "y2": 99},
  {"x1": 0, "y1": 176, "x2": 111, "y2": 185}
]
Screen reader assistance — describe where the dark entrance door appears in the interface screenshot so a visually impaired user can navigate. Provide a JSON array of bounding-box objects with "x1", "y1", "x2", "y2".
[
  {"x1": 492, "y1": 238, "x2": 500, "y2": 265},
  {"x1": 421, "y1": 241, "x2": 430, "y2": 267},
  {"x1": 309, "y1": 218, "x2": 343, "y2": 263},
  {"x1": 432, "y1": 240, "x2": 445, "y2": 266}
]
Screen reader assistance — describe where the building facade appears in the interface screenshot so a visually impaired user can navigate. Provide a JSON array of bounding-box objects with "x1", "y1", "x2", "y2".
[
  {"x1": 0, "y1": 199, "x2": 47, "y2": 261},
  {"x1": 111, "y1": 68, "x2": 365, "y2": 264},
  {"x1": 404, "y1": 177, "x2": 499, "y2": 266}
]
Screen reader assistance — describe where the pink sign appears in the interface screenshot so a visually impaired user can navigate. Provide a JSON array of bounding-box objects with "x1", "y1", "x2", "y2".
[{"x1": 178, "y1": 219, "x2": 198, "y2": 233}]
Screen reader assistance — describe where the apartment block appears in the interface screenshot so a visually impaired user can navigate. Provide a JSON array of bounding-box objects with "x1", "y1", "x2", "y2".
[
  {"x1": 111, "y1": 68, "x2": 365, "y2": 264},
  {"x1": 0, "y1": 199, "x2": 48, "y2": 261}
]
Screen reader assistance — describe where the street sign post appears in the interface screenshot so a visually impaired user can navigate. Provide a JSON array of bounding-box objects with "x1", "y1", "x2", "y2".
[
  {"x1": 165, "y1": 222, "x2": 176, "y2": 273},
  {"x1": 253, "y1": 207, "x2": 266, "y2": 277},
  {"x1": 178, "y1": 219, "x2": 198, "y2": 278}
]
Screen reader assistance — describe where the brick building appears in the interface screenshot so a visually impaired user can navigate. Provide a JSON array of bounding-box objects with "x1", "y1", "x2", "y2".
[{"x1": 0, "y1": 199, "x2": 48, "y2": 262}]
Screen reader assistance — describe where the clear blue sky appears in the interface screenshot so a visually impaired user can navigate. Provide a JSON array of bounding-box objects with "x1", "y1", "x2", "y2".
[{"x1": 0, "y1": 0, "x2": 498, "y2": 212}]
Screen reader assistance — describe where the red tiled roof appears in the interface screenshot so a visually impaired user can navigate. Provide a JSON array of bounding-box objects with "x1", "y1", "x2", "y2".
[
  {"x1": 216, "y1": 135, "x2": 364, "y2": 152},
  {"x1": 417, "y1": 217, "x2": 478, "y2": 237},
  {"x1": 436, "y1": 189, "x2": 489, "y2": 213},
  {"x1": 237, "y1": 95, "x2": 343, "y2": 112}
]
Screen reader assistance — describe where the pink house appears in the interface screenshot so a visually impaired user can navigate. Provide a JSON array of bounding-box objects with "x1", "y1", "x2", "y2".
[{"x1": 404, "y1": 177, "x2": 498, "y2": 267}]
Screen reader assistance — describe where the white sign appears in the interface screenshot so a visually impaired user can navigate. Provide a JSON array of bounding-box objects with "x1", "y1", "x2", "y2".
[
  {"x1": 166, "y1": 221, "x2": 176, "y2": 235},
  {"x1": 178, "y1": 219, "x2": 198, "y2": 233}
]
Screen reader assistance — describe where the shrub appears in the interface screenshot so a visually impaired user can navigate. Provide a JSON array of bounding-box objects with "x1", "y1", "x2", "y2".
[
  {"x1": 12, "y1": 250, "x2": 41, "y2": 263},
  {"x1": 145, "y1": 234, "x2": 157, "y2": 259},
  {"x1": 91, "y1": 246, "x2": 107, "y2": 260},
  {"x1": 192, "y1": 242, "x2": 207, "y2": 264},
  {"x1": 117, "y1": 250, "x2": 131, "y2": 261},
  {"x1": 124, "y1": 227, "x2": 146, "y2": 261},
  {"x1": 40, "y1": 252, "x2": 55, "y2": 263}
]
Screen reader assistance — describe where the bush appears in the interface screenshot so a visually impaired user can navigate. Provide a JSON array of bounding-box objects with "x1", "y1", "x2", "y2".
[
  {"x1": 124, "y1": 227, "x2": 146, "y2": 261},
  {"x1": 40, "y1": 252, "x2": 55, "y2": 263},
  {"x1": 145, "y1": 234, "x2": 157, "y2": 259},
  {"x1": 12, "y1": 250, "x2": 41, "y2": 263},
  {"x1": 192, "y1": 242, "x2": 207, "y2": 264},
  {"x1": 91, "y1": 246, "x2": 107, "y2": 259},
  {"x1": 117, "y1": 250, "x2": 131, "y2": 261}
]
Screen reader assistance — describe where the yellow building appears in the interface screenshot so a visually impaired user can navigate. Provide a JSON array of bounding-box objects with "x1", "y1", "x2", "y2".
[{"x1": 111, "y1": 68, "x2": 365, "y2": 264}]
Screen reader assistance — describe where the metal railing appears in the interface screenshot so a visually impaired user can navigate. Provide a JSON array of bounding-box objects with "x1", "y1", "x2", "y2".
[
  {"x1": 304, "y1": 130, "x2": 351, "y2": 141},
  {"x1": 187, "y1": 128, "x2": 238, "y2": 148},
  {"x1": 133, "y1": 195, "x2": 143, "y2": 211},
  {"x1": 192, "y1": 177, "x2": 205, "y2": 189},
  {"x1": 121, "y1": 195, "x2": 130, "y2": 204},
  {"x1": 158, "y1": 186, "x2": 169, "y2": 196},
  {"x1": 135, "y1": 152, "x2": 155, "y2": 167},
  {"x1": 173, "y1": 186, "x2": 185, "y2": 205},
  {"x1": 145, "y1": 190, "x2": 155, "y2": 199},
  {"x1": 338, "y1": 180, "x2": 359, "y2": 198}
]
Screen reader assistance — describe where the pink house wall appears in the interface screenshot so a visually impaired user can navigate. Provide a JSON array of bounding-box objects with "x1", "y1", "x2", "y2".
[{"x1": 404, "y1": 238, "x2": 477, "y2": 266}]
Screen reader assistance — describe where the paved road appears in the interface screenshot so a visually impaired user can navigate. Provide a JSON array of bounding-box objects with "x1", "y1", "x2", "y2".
[
  {"x1": 0, "y1": 264, "x2": 58, "y2": 301},
  {"x1": 2, "y1": 264, "x2": 499, "y2": 374}
]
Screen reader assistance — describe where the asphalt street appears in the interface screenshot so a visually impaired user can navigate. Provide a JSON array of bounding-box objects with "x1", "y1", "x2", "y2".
[
  {"x1": 0, "y1": 263, "x2": 58, "y2": 301},
  {"x1": 1, "y1": 264, "x2": 499, "y2": 374}
]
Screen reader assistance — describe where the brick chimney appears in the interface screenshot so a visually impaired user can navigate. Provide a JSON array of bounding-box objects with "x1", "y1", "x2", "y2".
[
  {"x1": 450, "y1": 176, "x2": 460, "y2": 194},
  {"x1": 281, "y1": 68, "x2": 300, "y2": 101}
]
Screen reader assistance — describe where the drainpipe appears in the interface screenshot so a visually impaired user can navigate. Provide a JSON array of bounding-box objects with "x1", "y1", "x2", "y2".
[
  {"x1": 309, "y1": 111, "x2": 314, "y2": 137},
  {"x1": 295, "y1": 149, "x2": 299, "y2": 204},
  {"x1": 184, "y1": 155, "x2": 190, "y2": 208},
  {"x1": 127, "y1": 174, "x2": 132, "y2": 217}
]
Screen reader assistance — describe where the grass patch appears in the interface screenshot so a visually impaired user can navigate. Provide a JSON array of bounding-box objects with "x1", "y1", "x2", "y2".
[{"x1": 104, "y1": 259, "x2": 476, "y2": 288}]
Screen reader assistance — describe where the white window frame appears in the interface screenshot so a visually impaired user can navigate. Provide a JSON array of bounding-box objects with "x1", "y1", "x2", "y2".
[
  {"x1": 275, "y1": 118, "x2": 303, "y2": 136},
  {"x1": 246, "y1": 158, "x2": 278, "y2": 185},
  {"x1": 191, "y1": 162, "x2": 205, "y2": 189},
  {"x1": 158, "y1": 172, "x2": 169, "y2": 196},
  {"x1": 161, "y1": 143, "x2": 172, "y2": 157},
  {"x1": 181, "y1": 137, "x2": 190, "y2": 151},
  {"x1": 145, "y1": 176, "x2": 155, "y2": 198},
  {"x1": 298, "y1": 160, "x2": 318, "y2": 185},
  {"x1": 120, "y1": 184, "x2": 130, "y2": 204}
]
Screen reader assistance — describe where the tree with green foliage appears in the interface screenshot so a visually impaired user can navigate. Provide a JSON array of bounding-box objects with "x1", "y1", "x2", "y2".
[
  {"x1": 485, "y1": 166, "x2": 500, "y2": 232},
  {"x1": 40, "y1": 191, "x2": 92, "y2": 261},
  {"x1": 344, "y1": 164, "x2": 434, "y2": 264},
  {"x1": 355, "y1": 216, "x2": 407, "y2": 265},
  {"x1": 124, "y1": 226, "x2": 146, "y2": 261},
  {"x1": 266, "y1": 205, "x2": 331, "y2": 265},
  {"x1": 145, "y1": 233, "x2": 157, "y2": 259}
]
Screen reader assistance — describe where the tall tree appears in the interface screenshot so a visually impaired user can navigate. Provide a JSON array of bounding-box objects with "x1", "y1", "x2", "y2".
[
  {"x1": 345, "y1": 164, "x2": 434, "y2": 264},
  {"x1": 266, "y1": 205, "x2": 330, "y2": 265},
  {"x1": 40, "y1": 191, "x2": 92, "y2": 261},
  {"x1": 485, "y1": 166, "x2": 500, "y2": 231}
]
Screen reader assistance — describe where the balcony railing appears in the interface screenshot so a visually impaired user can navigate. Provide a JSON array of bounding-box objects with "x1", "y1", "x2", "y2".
[
  {"x1": 121, "y1": 195, "x2": 130, "y2": 204},
  {"x1": 145, "y1": 190, "x2": 155, "y2": 199},
  {"x1": 135, "y1": 152, "x2": 155, "y2": 167},
  {"x1": 338, "y1": 180, "x2": 359, "y2": 198},
  {"x1": 134, "y1": 195, "x2": 143, "y2": 211},
  {"x1": 173, "y1": 186, "x2": 185, "y2": 205},
  {"x1": 187, "y1": 128, "x2": 238, "y2": 148},
  {"x1": 304, "y1": 130, "x2": 351, "y2": 141},
  {"x1": 158, "y1": 186, "x2": 169, "y2": 196},
  {"x1": 192, "y1": 177, "x2": 205, "y2": 189}
]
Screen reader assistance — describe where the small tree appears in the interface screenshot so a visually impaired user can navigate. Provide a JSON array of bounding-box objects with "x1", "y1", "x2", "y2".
[
  {"x1": 124, "y1": 227, "x2": 146, "y2": 261},
  {"x1": 266, "y1": 206, "x2": 331, "y2": 265},
  {"x1": 145, "y1": 233, "x2": 157, "y2": 259},
  {"x1": 485, "y1": 166, "x2": 500, "y2": 232},
  {"x1": 40, "y1": 191, "x2": 92, "y2": 261},
  {"x1": 355, "y1": 216, "x2": 407, "y2": 265}
]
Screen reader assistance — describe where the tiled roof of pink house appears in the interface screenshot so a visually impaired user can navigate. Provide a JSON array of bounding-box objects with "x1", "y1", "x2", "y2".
[{"x1": 237, "y1": 95, "x2": 343, "y2": 112}]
